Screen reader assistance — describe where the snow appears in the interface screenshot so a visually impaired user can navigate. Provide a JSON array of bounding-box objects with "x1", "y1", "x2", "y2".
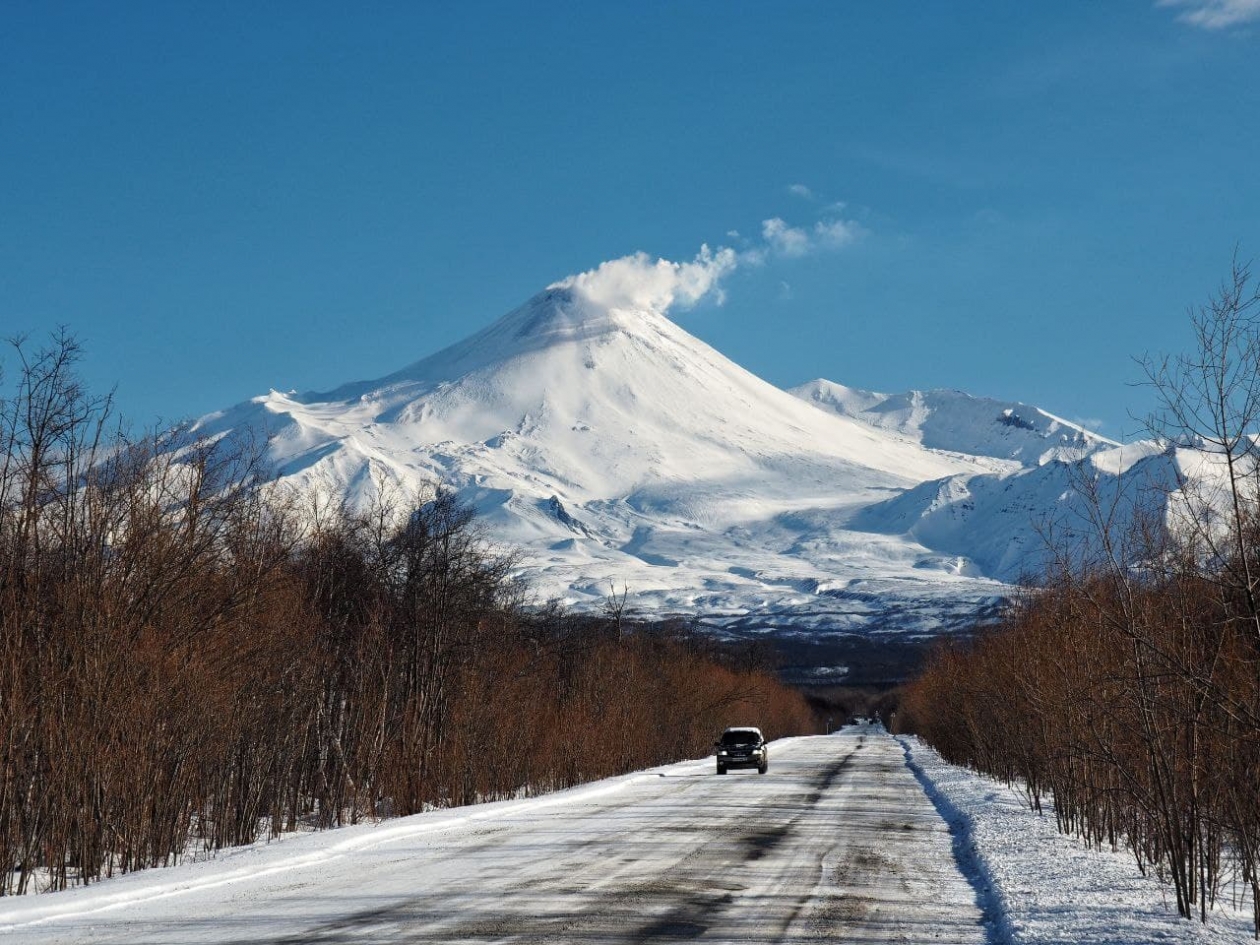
[
  {"x1": 850, "y1": 450, "x2": 1184, "y2": 581},
  {"x1": 2, "y1": 729, "x2": 1250, "y2": 943},
  {"x1": 790, "y1": 378, "x2": 1118, "y2": 468},
  {"x1": 0, "y1": 730, "x2": 989, "y2": 943},
  {"x1": 898, "y1": 735, "x2": 1256, "y2": 944}
]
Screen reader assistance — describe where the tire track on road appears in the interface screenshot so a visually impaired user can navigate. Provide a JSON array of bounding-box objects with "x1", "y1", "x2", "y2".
[{"x1": 10, "y1": 731, "x2": 989, "y2": 945}]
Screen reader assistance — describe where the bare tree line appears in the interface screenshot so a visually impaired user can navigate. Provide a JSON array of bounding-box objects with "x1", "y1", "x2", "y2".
[
  {"x1": 0, "y1": 331, "x2": 815, "y2": 895},
  {"x1": 899, "y1": 258, "x2": 1260, "y2": 934}
]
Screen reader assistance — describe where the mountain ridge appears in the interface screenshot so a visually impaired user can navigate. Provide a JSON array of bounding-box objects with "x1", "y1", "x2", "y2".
[{"x1": 789, "y1": 378, "x2": 1118, "y2": 469}]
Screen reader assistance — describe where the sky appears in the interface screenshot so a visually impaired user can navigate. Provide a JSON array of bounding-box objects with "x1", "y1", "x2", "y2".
[{"x1": 2, "y1": 2, "x2": 1259, "y2": 439}]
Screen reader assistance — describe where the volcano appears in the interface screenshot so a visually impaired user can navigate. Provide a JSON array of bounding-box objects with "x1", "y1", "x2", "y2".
[{"x1": 192, "y1": 258, "x2": 1155, "y2": 644}]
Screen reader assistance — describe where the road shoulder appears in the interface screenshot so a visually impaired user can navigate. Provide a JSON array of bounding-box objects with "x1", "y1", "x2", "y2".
[{"x1": 899, "y1": 735, "x2": 1256, "y2": 944}]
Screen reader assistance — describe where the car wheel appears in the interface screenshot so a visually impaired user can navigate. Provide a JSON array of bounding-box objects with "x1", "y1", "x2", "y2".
[
  {"x1": 716, "y1": 764, "x2": 726, "y2": 775},
  {"x1": 758, "y1": 764, "x2": 768, "y2": 774}
]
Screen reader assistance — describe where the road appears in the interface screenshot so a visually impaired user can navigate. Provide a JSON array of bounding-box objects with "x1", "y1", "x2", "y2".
[{"x1": 0, "y1": 727, "x2": 989, "y2": 944}]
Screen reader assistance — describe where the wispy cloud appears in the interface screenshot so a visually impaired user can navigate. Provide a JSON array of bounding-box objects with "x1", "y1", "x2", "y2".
[
  {"x1": 788, "y1": 183, "x2": 814, "y2": 200},
  {"x1": 813, "y1": 218, "x2": 864, "y2": 248},
  {"x1": 761, "y1": 218, "x2": 813, "y2": 258},
  {"x1": 758, "y1": 217, "x2": 864, "y2": 259},
  {"x1": 1159, "y1": 0, "x2": 1260, "y2": 29}
]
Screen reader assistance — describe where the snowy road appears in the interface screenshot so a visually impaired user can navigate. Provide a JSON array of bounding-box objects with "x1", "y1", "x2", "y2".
[{"x1": 1, "y1": 728, "x2": 988, "y2": 944}]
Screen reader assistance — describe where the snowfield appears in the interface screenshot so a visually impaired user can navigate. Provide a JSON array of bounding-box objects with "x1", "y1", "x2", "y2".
[{"x1": 2, "y1": 728, "x2": 1252, "y2": 943}]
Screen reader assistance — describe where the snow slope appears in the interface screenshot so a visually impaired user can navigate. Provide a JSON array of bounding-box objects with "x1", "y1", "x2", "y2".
[
  {"x1": 789, "y1": 380, "x2": 1193, "y2": 584},
  {"x1": 850, "y1": 442, "x2": 1181, "y2": 582}
]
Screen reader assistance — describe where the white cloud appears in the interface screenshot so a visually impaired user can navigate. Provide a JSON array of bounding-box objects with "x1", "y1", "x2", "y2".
[
  {"x1": 761, "y1": 218, "x2": 813, "y2": 258},
  {"x1": 551, "y1": 212, "x2": 867, "y2": 317},
  {"x1": 552, "y1": 245, "x2": 738, "y2": 315},
  {"x1": 814, "y1": 218, "x2": 863, "y2": 248},
  {"x1": 788, "y1": 183, "x2": 814, "y2": 200},
  {"x1": 762, "y1": 216, "x2": 865, "y2": 258},
  {"x1": 1159, "y1": 0, "x2": 1260, "y2": 28}
]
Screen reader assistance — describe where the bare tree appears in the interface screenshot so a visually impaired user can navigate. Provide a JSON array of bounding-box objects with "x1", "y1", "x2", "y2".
[
  {"x1": 604, "y1": 580, "x2": 629, "y2": 639},
  {"x1": 1141, "y1": 253, "x2": 1260, "y2": 642},
  {"x1": 903, "y1": 255, "x2": 1260, "y2": 933}
]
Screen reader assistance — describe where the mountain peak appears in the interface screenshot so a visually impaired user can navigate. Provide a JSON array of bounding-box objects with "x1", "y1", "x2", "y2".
[
  {"x1": 322, "y1": 249, "x2": 738, "y2": 401},
  {"x1": 499, "y1": 283, "x2": 663, "y2": 345},
  {"x1": 480, "y1": 285, "x2": 629, "y2": 349}
]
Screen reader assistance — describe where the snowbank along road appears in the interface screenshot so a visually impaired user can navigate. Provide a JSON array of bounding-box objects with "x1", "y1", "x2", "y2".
[{"x1": 0, "y1": 726, "x2": 990, "y2": 943}]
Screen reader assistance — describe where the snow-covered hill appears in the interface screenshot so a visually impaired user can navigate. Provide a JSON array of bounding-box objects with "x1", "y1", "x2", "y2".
[
  {"x1": 190, "y1": 254, "x2": 1160, "y2": 638},
  {"x1": 850, "y1": 443, "x2": 1179, "y2": 582},
  {"x1": 789, "y1": 379, "x2": 1117, "y2": 468},
  {"x1": 787, "y1": 379, "x2": 1182, "y2": 585}
]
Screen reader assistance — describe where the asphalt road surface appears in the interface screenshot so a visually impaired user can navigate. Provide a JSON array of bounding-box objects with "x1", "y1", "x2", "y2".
[{"x1": 0, "y1": 726, "x2": 989, "y2": 944}]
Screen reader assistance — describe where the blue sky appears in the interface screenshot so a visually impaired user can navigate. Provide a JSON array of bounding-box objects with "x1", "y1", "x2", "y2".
[{"x1": 2, "y1": 2, "x2": 1258, "y2": 438}]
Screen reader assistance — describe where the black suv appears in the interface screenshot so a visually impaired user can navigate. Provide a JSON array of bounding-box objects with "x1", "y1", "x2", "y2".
[{"x1": 715, "y1": 727, "x2": 768, "y2": 775}]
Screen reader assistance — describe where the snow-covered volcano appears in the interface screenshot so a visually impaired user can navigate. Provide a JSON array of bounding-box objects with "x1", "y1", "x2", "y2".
[{"x1": 192, "y1": 261, "x2": 1151, "y2": 639}]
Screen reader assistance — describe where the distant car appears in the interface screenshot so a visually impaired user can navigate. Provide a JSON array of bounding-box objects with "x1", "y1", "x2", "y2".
[{"x1": 715, "y1": 727, "x2": 768, "y2": 775}]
